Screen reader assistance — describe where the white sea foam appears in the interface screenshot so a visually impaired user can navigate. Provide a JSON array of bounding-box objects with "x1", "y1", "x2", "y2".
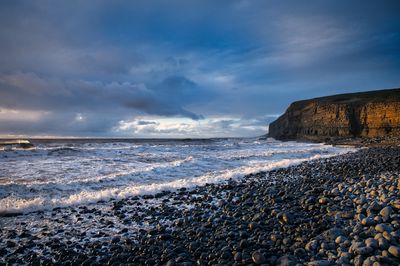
[{"x1": 0, "y1": 138, "x2": 356, "y2": 214}]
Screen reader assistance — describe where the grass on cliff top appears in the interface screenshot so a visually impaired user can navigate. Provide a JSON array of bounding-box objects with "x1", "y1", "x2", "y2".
[{"x1": 294, "y1": 88, "x2": 400, "y2": 106}]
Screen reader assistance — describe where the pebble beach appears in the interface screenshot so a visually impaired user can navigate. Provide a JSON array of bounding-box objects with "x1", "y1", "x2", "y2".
[{"x1": 1, "y1": 146, "x2": 400, "y2": 265}]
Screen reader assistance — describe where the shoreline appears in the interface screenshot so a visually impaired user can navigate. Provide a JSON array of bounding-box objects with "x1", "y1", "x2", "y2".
[
  {"x1": 0, "y1": 140, "x2": 351, "y2": 216},
  {"x1": 296, "y1": 137, "x2": 400, "y2": 148},
  {"x1": 1, "y1": 147, "x2": 400, "y2": 265}
]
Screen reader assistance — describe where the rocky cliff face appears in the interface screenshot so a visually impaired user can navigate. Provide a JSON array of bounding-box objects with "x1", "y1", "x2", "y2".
[{"x1": 268, "y1": 89, "x2": 400, "y2": 142}]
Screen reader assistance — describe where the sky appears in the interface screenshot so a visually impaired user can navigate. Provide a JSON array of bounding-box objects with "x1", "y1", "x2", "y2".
[{"x1": 0, "y1": 0, "x2": 399, "y2": 138}]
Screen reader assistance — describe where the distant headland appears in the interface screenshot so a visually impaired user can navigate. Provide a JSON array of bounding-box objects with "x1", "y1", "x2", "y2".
[{"x1": 268, "y1": 88, "x2": 400, "y2": 146}]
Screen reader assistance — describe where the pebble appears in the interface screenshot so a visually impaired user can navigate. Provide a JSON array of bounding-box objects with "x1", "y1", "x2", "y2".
[
  {"x1": 277, "y1": 255, "x2": 297, "y2": 266},
  {"x1": 306, "y1": 240, "x2": 319, "y2": 252},
  {"x1": 319, "y1": 197, "x2": 329, "y2": 205},
  {"x1": 391, "y1": 200, "x2": 400, "y2": 210},
  {"x1": 1, "y1": 147, "x2": 400, "y2": 265},
  {"x1": 379, "y1": 206, "x2": 393, "y2": 222},
  {"x1": 375, "y1": 224, "x2": 392, "y2": 233},
  {"x1": 323, "y1": 227, "x2": 346, "y2": 241},
  {"x1": 335, "y1": 235, "x2": 347, "y2": 244},
  {"x1": 361, "y1": 217, "x2": 375, "y2": 226},
  {"x1": 388, "y1": 246, "x2": 400, "y2": 258},
  {"x1": 251, "y1": 251, "x2": 266, "y2": 265},
  {"x1": 307, "y1": 260, "x2": 330, "y2": 266},
  {"x1": 365, "y1": 238, "x2": 378, "y2": 249}
]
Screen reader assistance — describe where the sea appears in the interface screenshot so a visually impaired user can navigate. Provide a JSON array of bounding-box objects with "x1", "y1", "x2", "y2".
[{"x1": 0, "y1": 138, "x2": 355, "y2": 214}]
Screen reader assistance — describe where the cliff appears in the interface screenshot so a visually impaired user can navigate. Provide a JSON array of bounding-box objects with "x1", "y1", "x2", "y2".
[{"x1": 268, "y1": 88, "x2": 400, "y2": 143}]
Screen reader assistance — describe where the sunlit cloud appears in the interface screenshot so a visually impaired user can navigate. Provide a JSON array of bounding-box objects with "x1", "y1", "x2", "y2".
[
  {"x1": 0, "y1": 108, "x2": 49, "y2": 122},
  {"x1": 113, "y1": 115, "x2": 270, "y2": 138}
]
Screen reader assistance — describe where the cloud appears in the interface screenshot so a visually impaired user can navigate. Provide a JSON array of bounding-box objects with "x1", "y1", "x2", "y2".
[
  {"x1": 0, "y1": 72, "x2": 205, "y2": 115},
  {"x1": 113, "y1": 116, "x2": 269, "y2": 138},
  {"x1": 123, "y1": 76, "x2": 206, "y2": 120},
  {"x1": 136, "y1": 120, "x2": 159, "y2": 126},
  {"x1": 0, "y1": 72, "x2": 209, "y2": 136},
  {"x1": 0, "y1": 1, "x2": 399, "y2": 137}
]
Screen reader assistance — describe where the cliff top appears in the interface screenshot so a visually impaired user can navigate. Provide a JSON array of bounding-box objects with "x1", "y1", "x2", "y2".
[{"x1": 292, "y1": 88, "x2": 400, "y2": 108}]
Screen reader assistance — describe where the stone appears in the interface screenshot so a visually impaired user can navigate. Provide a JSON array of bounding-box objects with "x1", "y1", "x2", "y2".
[
  {"x1": 251, "y1": 251, "x2": 266, "y2": 265},
  {"x1": 382, "y1": 231, "x2": 393, "y2": 241},
  {"x1": 362, "y1": 257, "x2": 374, "y2": 266},
  {"x1": 388, "y1": 246, "x2": 400, "y2": 258},
  {"x1": 365, "y1": 238, "x2": 378, "y2": 249},
  {"x1": 377, "y1": 238, "x2": 390, "y2": 250},
  {"x1": 375, "y1": 224, "x2": 392, "y2": 233},
  {"x1": 335, "y1": 235, "x2": 347, "y2": 244},
  {"x1": 189, "y1": 241, "x2": 200, "y2": 252},
  {"x1": 361, "y1": 217, "x2": 375, "y2": 226},
  {"x1": 239, "y1": 239, "x2": 248, "y2": 249},
  {"x1": 305, "y1": 240, "x2": 319, "y2": 252},
  {"x1": 276, "y1": 255, "x2": 297, "y2": 266},
  {"x1": 356, "y1": 214, "x2": 366, "y2": 221},
  {"x1": 349, "y1": 241, "x2": 364, "y2": 253},
  {"x1": 336, "y1": 257, "x2": 349, "y2": 265},
  {"x1": 166, "y1": 259, "x2": 175, "y2": 266},
  {"x1": 268, "y1": 256, "x2": 278, "y2": 265},
  {"x1": 294, "y1": 248, "x2": 306, "y2": 257},
  {"x1": 248, "y1": 222, "x2": 257, "y2": 230},
  {"x1": 367, "y1": 201, "x2": 381, "y2": 215},
  {"x1": 323, "y1": 227, "x2": 346, "y2": 241},
  {"x1": 319, "y1": 197, "x2": 329, "y2": 205},
  {"x1": 281, "y1": 212, "x2": 292, "y2": 224},
  {"x1": 270, "y1": 234, "x2": 281, "y2": 242},
  {"x1": 379, "y1": 206, "x2": 392, "y2": 222},
  {"x1": 307, "y1": 260, "x2": 330, "y2": 266},
  {"x1": 234, "y1": 252, "x2": 242, "y2": 262},
  {"x1": 354, "y1": 255, "x2": 364, "y2": 266},
  {"x1": 391, "y1": 200, "x2": 400, "y2": 210},
  {"x1": 355, "y1": 247, "x2": 373, "y2": 256},
  {"x1": 340, "y1": 211, "x2": 354, "y2": 219}
]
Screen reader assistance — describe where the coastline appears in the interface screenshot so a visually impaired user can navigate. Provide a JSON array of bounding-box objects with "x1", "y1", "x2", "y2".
[
  {"x1": 324, "y1": 137, "x2": 400, "y2": 148},
  {"x1": 284, "y1": 137, "x2": 400, "y2": 148},
  {"x1": 1, "y1": 146, "x2": 400, "y2": 265}
]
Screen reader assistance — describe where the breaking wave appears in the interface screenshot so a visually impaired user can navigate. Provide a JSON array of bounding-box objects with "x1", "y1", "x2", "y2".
[{"x1": 0, "y1": 138, "x2": 355, "y2": 214}]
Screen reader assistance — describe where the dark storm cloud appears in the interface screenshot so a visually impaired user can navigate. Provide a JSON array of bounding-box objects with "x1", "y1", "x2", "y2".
[
  {"x1": 0, "y1": 72, "x2": 206, "y2": 135},
  {"x1": 136, "y1": 120, "x2": 159, "y2": 126},
  {"x1": 0, "y1": 0, "x2": 399, "y2": 136}
]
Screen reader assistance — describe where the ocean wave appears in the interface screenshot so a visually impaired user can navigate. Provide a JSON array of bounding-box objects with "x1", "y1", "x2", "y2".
[
  {"x1": 0, "y1": 139, "x2": 356, "y2": 214},
  {"x1": 47, "y1": 147, "x2": 80, "y2": 155},
  {"x1": 0, "y1": 149, "x2": 353, "y2": 214}
]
